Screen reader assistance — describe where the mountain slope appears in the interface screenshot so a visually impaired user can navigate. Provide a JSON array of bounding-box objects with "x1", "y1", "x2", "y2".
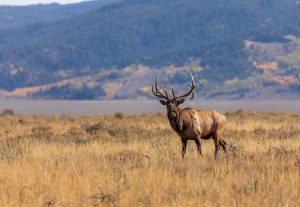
[
  {"x1": 0, "y1": 0, "x2": 121, "y2": 29},
  {"x1": 0, "y1": 0, "x2": 300, "y2": 99}
]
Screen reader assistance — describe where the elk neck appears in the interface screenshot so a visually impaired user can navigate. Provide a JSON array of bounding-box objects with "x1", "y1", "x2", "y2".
[{"x1": 167, "y1": 107, "x2": 186, "y2": 133}]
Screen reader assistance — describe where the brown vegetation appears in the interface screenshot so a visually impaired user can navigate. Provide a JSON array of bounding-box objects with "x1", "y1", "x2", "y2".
[
  {"x1": 0, "y1": 111, "x2": 299, "y2": 206},
  {"x1": 1, "y1": 108, "x2": 15, "y2": 116}
]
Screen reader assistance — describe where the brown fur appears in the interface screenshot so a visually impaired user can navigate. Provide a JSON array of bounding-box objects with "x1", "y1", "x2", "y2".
[
  {"x1": 165, "y1": 104, "x2": 227, "y2": 158},
  {"x1": 152, "y1": 75, "x2": 227, "y2": 158}
]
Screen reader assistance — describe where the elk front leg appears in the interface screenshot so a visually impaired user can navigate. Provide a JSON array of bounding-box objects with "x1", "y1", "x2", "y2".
[
  {"x1": 213, "y1": 131, "x2": 220, "y2": 159},
  {"x1": 181, "y1": 138, "x2": 187, "y2": 159},
  {"x1": 195, "y1": 138, "x2": 202, "y2": 156}
]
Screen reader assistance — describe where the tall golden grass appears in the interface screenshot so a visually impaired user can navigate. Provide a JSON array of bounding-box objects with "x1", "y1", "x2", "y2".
[{"x1": 0, "y1": 110, "x2": 299, "y2": 206}]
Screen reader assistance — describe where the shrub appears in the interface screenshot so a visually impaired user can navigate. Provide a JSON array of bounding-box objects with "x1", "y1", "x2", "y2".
[
  {"x1": 0, "y1": 137, "x2": 31, "y2": 160},
  {"x1": 104, "y1": 150, "x2": 150, "y2": 169},
  {"x1": 84, "y1": 121, "x2": 107, "y2": 134},
  {"x1": 115, "y1": 112, "x2": 125, "y2": 119},
  {"x1": 31, "y1": 125, "x2": 53, "y2": 141},
  {"x1": 1, "y1": 108, "x2": 14, "y2": 116},
  {"x1": 65, "y1": 126, "x2": 91, "y2": 145}
]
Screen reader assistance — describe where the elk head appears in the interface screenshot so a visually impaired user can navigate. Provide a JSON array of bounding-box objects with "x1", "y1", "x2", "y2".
[{"x1": 152, "y1": 74, "x2": 196, "y2": 117}]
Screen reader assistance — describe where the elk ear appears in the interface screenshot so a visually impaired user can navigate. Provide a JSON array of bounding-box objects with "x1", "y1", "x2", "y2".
[
  {"x1": 177, "y1": 98, "x2": 185, "y2": 105},
  {"x1": 159, "y1": 99, "x2": 168, "y2": 105}
]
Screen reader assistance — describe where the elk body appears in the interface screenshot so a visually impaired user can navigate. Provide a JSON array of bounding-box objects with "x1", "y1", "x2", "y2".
[{"x1": 152, "y1": 75, "x2": 227, "y2": 158}]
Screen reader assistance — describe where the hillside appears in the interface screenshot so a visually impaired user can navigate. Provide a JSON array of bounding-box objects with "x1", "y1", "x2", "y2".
[
  {"x1": 0, "y1": 0, "x2": 300, "y2": 99},
  {"x1": 0, "y1": 0, "x2": 121, "y2": 29}
]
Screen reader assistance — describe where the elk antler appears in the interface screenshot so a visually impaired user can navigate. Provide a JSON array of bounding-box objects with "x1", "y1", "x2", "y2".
[
  {"x1": 152, "y1": 77, "x2": 169, "y2": 100},
  {"x1": 171, "y1": 87, "x2": 176, "y2": 98},
  {"x1": 175, "y1": 74, "x2": 196, "y2": 101}
]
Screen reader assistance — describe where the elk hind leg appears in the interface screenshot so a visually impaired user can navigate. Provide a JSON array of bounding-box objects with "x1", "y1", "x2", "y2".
[{"x1": 220, "y1": 139, "x2": 227, "y2": 153}]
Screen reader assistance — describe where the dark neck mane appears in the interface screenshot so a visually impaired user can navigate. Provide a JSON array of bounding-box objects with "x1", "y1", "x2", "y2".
[{"x1": 167, "y1": 108, "x2": 185, "y2": 133}]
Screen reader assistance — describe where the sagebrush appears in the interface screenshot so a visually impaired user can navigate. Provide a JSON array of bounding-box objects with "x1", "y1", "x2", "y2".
[{"x1": 0, "y1": 111, "x2": 299, "y2": 206}]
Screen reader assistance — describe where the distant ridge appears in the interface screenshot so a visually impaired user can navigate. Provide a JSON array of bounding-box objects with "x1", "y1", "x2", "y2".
[
  {"x1": 0, "y1": 0, "x2": 121, "y2": 29},
  {"x1": 0, "y1": 0, "x2": 299, "y2": 99}
]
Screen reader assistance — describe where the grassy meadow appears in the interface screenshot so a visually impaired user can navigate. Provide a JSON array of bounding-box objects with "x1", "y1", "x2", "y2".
[{"x1": 0, "y1": 110, "x2": 299, "y2": 206}]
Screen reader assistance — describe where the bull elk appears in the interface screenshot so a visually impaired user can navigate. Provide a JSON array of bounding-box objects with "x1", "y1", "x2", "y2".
[{"x1": 152, "y1": 75, "x2": 227, "y2": 158}]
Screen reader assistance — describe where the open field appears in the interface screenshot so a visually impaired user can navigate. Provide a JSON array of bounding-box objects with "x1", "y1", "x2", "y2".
[
  {"x1": 1, "y1": 99, "x2": 300, "y2": 115},
  {"x1": 0, "y1": 110, "x2": 300, "y2": 206}
]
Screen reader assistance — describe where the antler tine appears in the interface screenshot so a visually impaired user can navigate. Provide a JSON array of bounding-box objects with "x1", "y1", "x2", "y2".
[
  {"x1": 155, "y1": 77, "x2": 159, "y2": 93},
  {"x1": 163, "y1": 88, "x2": 169, "y2": 99},
  {"x1": 171, "y1": 87, "x2": 177, "y2": 99},
  {"x1": 152, "y1": 77, "x2": 169, "y2": 100},
  {"x1": 177, "y1": 73, "x2": 196, "y2": 101}
]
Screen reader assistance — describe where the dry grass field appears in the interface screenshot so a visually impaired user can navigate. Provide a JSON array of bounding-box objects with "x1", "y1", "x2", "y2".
[{"x1": 0, "y1": 110, "x2": 299, "y2": 207}]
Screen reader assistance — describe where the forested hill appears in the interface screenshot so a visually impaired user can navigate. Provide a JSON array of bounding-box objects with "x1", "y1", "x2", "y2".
[
  {"x1": 0, "y1": 0, "x2": 300, "y2": 99},
  {"x1": 0, "y1": 0, "x2": 121, "y2": 29}
]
